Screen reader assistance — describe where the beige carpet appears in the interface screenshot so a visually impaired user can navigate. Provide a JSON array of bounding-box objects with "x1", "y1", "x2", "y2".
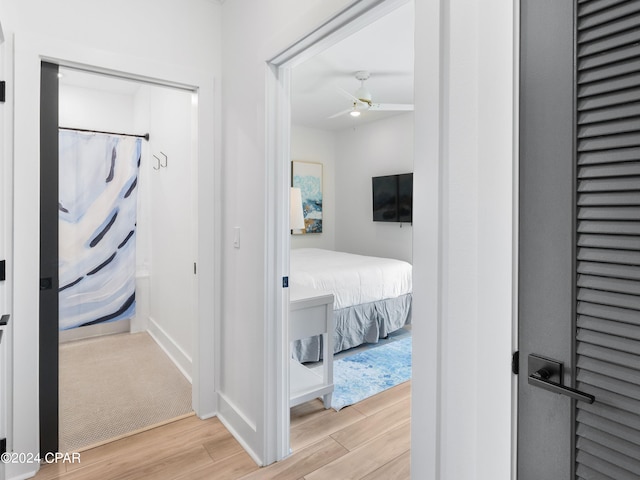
[{"x1": 59, "y1": 332, "x2": 193, "y2": 452}]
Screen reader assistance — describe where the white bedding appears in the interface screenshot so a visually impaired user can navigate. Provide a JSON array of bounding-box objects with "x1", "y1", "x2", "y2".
[{"x1": 289, "y1": 248, "x2": 412, "y2": 310}]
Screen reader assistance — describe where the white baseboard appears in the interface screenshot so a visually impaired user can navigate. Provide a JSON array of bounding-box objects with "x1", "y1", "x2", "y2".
[
  {"x1": 59, "y1": 318, "x2": 130, "y2": 343},
  {"x1": 216, "y1": 393, "x2": 263, "y2": 467},
  {"x1": 147, "y1": 317, "x2": 192, "y2": 384}
]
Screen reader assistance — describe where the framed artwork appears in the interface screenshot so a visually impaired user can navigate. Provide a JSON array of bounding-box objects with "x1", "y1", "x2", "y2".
[{"x1": 292, "y1": 160, "x2": 323, "y2": 234}]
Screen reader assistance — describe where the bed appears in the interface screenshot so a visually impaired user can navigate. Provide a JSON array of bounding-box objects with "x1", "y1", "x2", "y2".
[{"x1": 290, "y1": 248, "x2": 412, "y2": 362}]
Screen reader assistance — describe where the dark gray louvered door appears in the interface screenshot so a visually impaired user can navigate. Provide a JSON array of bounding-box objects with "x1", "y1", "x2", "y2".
[
  {"x1": 519, "y1": 0, "x2": 640, "y2": 478},
  {"x1": 575, "y1": 0, "x2": 640, "y2": 478}
]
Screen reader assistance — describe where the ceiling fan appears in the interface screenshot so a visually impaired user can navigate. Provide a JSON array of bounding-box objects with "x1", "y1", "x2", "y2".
[{"x1": 329, "y1": 70, "x2": 414, "y2": 119}]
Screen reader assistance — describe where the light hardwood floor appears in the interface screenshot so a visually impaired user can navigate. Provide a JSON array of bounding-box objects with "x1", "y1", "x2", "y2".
[{"x1": 33, "y1": 381, "x2": 410, "y2": 480}]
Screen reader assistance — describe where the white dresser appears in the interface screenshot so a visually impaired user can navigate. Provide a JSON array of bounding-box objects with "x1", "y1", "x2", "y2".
[{"x1": 289, "y1": 283, "x2": 334, "y2": 408}]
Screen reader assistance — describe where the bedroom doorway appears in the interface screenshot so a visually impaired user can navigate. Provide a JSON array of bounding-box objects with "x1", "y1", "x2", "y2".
[
  {"x1": 40, "y1": 63, "x2": 198, "y2": 454},
  {"x1": 266, "y1": 0, "x2": 415, "y2": 461}
]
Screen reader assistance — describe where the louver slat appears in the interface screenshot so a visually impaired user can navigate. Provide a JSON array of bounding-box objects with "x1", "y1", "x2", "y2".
[
  {"x1": 578, "y1": 357, "x2": 640, "y2": 386},
  {"x1": 578, "y1": 72, "x2": 640, "y2": 98},
  {"x1": 578, "y1": 118, "x2": 640, "y2": 138},
  {"x1": 577, "y1": 437, "x2": 640, "y2": 477},
  {"x1": 578, "y1": 177, "x2": 640, "y2": 193},
  {"x1": 577, "y1": 248, "x2": 640, "y2": 265},
  {"x1": 578, "y1": 0, "x2": 630, "y2": 18},
  {"x1": 576, "y1": 464, "x2": 615, "y2": 480},
  {"x1": 578, "y1": 221, "x2": 640, "y2": 235},
  {"x1": 578, "y1": 207, "x2": 640, "y2": 220},
  {"x1": 578, "y1": 2, "x2": 640, "y2": 31},
  {"x1": 579, "y1": 401, "x2": 640, "y2": 432},
  {"x1": 578, "y1": 316, "x2": 640, "y2": 340},
  {"x1": 577, "y1": 262, "x2": 640, "y2": 281},
  {"x1": 578, "y1": 192, "x2": 640, "y2": 206},
  {"x1": 577, "y1": 274, "x2": 640, "y2": 296},
  {"x1": 577, "y1": 329, "x2": 640, "y2": 356},
  {"x1": 579, "y1": 147, "x2": 640, "y2": 166},
  {"x1": 577, "y1": 409, "x2": 640, "y2": 447},
  {"x1": 578, "y1": 288, "x2": 640, "y2": 311},
  {"x1": 579, "y1": 12, "x2": 640, "y2": 45},
  {"x1": 578, "y1": 162, "x2": 640, "y2": 179},
  {"x1": 579, "y1": 42, "x2": 640, "y2": 71},
  {"x1": 578, "y1": 29, "x2": 640, "y2": 58},
  {"x1": 578, "y1": 133, "x2": 640, "y2": 152},
  {"x1": 575, "y1": 3, "x2": 640, "y2": 477},
  {"x1": 577, "y1": 234, "x2": 640, "y2": 251},
  {"x1": 579, "y1": 101, "x2": 640, "y2": 125},
  {"x1": 578, "y1": 301, "x2": 640, "y2": 325},
  {"x1": 578, "y1": 424, "x2": 640, "y2": 461}
]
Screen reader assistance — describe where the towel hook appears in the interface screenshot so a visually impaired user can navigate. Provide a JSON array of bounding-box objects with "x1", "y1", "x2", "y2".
[
  {"x1": 160, "y1": 152, "x2": 168, "y2": 168},
  {"x1": 153, "y1": 154, "x2": 161, "y2": 170}
]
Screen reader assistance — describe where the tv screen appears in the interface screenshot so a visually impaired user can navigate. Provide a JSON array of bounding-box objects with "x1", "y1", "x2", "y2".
[{"x1": 372, "y1": 173, "x2": 413, "y2": 222}]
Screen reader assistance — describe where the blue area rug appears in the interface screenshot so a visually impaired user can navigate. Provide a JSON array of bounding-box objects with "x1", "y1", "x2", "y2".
[{"x1": 330, "y1": 336, "x2": 412, "y2": 411}]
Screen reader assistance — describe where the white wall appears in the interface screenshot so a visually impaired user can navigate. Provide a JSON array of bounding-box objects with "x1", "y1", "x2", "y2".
[
  {"x1": 144, "y1": 86, "x2": 195, "y2": 380},
  {"x1": 290, "y1": 124, "x2": 336, "y2": 250},
  {"x1": 0, "y1": 2, "x2": 220, "y2": 478},
  {"x1": 59, "y1": 84, "x2": 136, "y2": 133},
  {"x1": 335, "y1": 113, "x2": 413, "y2": 263}
]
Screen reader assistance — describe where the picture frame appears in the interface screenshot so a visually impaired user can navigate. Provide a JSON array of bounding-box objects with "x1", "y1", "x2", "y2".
[{"x1": 291, "y1": 160, "x2": 323, "y2": 234}]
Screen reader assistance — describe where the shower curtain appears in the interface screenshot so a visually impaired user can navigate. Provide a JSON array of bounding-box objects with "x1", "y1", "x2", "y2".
[{"x1": 58, "y1": 130, "x2": 141, "y2": 330}]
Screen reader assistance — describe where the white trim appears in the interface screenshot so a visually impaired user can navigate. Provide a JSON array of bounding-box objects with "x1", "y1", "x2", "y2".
[
  {"x1": 265, "y1": 0, "x2": 415, "y2": 464},
  {"x1": 263, "y1": 62, "x2": 291, "y2": 463},
  {"x1": 216, "y1": 398, "x2": 263, "y2": 466},
  {"x1": 0, "y1": 25, "x2": 14, "y2": 480},
  {"x1": 511, "y1": 0, "x2": 521, "y2": 478},
  {"x1": 147, "y1": 318, "x2": 193, "y2": 384},
  {"x1": 268, "y1": 0, "x2": 409, "y2": 68},
  {"x1": 10, "y1": 32, "x2": 217, "y2": 477},
  {"x1": 217, "y1": 392, "x2": 265, "y2": 466}
]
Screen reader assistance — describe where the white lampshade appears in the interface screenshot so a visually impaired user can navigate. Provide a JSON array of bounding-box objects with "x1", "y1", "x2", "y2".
[{"x1": 290, "y1": 187, "x2": 306, "y2": 232}]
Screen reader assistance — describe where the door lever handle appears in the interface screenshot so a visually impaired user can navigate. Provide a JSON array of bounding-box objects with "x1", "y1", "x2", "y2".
[
  {"x1": 528, "y1": 369, "x2": 595, "y2": 404},
  {"x1": 527, "y1": 354, "x2": 595, "y2": 404}
]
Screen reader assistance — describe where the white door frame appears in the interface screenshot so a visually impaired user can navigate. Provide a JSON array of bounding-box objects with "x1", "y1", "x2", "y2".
[
  {"x1": 7, "y1": 32, "x2": 217, "y2": 479},
  {"x1": 264, "y1": 0, "x2": 414, "y2": 462}
]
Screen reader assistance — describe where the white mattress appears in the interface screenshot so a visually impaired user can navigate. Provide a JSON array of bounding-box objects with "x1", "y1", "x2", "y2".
[{"x1": 290, "y1": 248, "x2": 412, "y2": 310}]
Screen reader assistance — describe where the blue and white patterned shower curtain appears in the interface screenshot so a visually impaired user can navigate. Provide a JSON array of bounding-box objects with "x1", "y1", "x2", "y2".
[{"x1": 58, "y1": 130, "x2": 141, "y2": 330}]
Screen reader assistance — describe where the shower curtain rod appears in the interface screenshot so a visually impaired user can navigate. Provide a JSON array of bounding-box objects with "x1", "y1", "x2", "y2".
[{"x1": 59, "y1": 126, "x2": 150, "y2": 141}]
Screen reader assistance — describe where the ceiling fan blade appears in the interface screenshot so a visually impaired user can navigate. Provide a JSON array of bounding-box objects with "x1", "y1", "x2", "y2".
[
  {"x1": 336, "y1": 86, "x2": 368, "y2": 106},
  {"x1": 368, "y1": 103, "x2": 414, "y2": 112},
  {"x1": 327, "y1": 108, "x2": 353, "y2": 119}
]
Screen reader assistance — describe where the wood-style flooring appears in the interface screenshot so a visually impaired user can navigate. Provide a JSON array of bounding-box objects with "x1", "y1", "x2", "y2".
[{"x1": 33, "y1": 381, "x2": 410, "y2": 480}]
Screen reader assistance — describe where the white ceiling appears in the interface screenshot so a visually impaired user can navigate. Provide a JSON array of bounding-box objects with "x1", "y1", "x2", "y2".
[
  {"x1": 291, "y1": 2, "x2": 414, "y2": 131},
  {"x1": 59, "y1": 2, "x2": 414, "y2": 132}
]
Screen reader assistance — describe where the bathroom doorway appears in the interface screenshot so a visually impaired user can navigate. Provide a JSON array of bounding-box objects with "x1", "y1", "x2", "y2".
[{"x1": 40, "y1": 63, "x2": 198, "y2": 453}]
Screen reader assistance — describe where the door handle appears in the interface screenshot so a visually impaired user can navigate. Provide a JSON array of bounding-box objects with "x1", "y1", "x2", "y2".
[{"x1": 527, "y1": 354, "x2": 595, "y2": 404}]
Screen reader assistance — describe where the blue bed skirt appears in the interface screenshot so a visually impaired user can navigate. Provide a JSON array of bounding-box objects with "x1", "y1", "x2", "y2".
[{"x1": 291, "y1": 293, "x2": 412, "y2": 363}]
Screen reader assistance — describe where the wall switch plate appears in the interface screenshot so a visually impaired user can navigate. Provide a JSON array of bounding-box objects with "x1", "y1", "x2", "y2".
[{"x1": 233, "y1": 227, "x2": 240, "y2": 249}]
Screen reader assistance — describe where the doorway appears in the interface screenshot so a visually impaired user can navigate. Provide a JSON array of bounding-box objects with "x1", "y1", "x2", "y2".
[
  {"x1": 288, "y1": 0, "x2": 414, "y2": 429},
  {"x1": 265, "y1": 0, "x2": 415, "y2": 460},
  {"x1": 39, "y1": 63, "x2": 198, "y2": 453}
]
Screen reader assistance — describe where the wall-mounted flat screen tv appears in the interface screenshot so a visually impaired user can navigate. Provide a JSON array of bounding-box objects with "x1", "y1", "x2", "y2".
[{"x1": 372, "y1": 173, "x2": 413, "y2": 223}]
